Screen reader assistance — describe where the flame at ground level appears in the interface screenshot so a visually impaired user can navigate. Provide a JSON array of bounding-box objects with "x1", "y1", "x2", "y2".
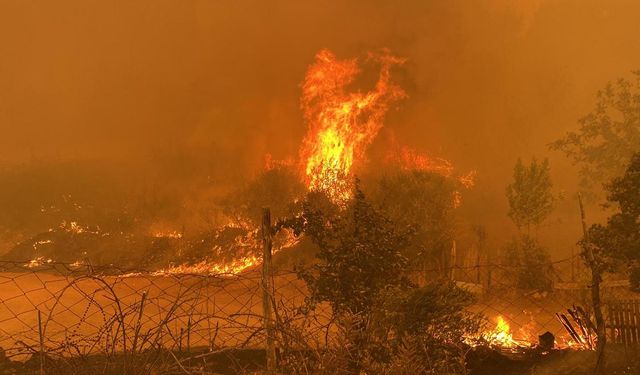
[{"x1": 470, "y1": 315, "x2": 592, "y2": 351}]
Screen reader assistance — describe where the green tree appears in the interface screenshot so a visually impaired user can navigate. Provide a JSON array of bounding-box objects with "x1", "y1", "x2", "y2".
[
  {"x1": 551, "y1": 72, "x2": 640, "y2": 190},
  {"x1": 506, "y1": 158, "x2": 555, "y2": 233},
  {"x1": 297, "y1": 187, "x2": 411, "y2": 316},
  {"x1": 584, "y1": 152, "x2": 640, "y2": 292},
  {"x1": 283, "y1": 185, "x2": 478, "y2": 373}
]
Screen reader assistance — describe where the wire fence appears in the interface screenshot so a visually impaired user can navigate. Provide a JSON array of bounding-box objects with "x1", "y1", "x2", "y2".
[{"x1": 0, "y1": 253, "x2": 636, "y2": 372}]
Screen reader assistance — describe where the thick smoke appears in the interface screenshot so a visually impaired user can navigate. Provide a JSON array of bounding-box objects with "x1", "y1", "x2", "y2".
[{"x1": 1, "y1": 0, "x2": 640, "y2": 253}]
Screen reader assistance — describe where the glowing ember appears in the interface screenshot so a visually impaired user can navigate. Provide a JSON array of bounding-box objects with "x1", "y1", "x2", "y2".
[
  {"x1": 264, "y1": 153, "x2": 295, "y2": 171},
  {"x1": 396, "y1": 146, "x2": 455, "y2": 177},
  {"x1": 391, "y1": 146, "x2": 476, "y2": 187},
  {"x1": 60, "y1": 221, "x2": 87, "y2": 234},
  {"x1": 25, "y1": 256, "x2": 53, "y2": 268},
  {"x1": 152, "y1": 231, "x2": 183, "y2": 239},
  {"x1": 387, "y1": 145, "x2": 476, "y2": 207},
  {"x1": 458, "y1": 170, "x2": 477, "y2": 189},
  {"x1": 299, "y1": 49, "x2": 406, "y2": 201}
]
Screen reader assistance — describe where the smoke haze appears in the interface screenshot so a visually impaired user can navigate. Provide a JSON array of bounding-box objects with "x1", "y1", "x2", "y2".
[{"x1": 1, "y1": 0, "x2": 640, "y2": 252}]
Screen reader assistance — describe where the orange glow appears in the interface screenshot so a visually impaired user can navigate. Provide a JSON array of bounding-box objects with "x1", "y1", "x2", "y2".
[
  {"x1": 150, "y1": 255, "x2": 260, "y2": 276},
  {"x1": 396, "y1": 146, "x2": 454, "y2": 177},
  {"x1": 299, "y1": 49, "x2": 406, "y2": 201},
  {"x1": 485, "y1": 316, "x2": 521, "y2": 348}
]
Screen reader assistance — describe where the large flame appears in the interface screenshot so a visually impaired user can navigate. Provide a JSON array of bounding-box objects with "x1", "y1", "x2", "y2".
[{"x1": 299, "y1": 49, "x2": 406, "y2": 201}]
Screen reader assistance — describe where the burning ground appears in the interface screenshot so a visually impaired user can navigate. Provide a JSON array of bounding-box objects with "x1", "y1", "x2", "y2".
[{"x1": 1, "y1": 48, "x2": 474, "y2": 275}]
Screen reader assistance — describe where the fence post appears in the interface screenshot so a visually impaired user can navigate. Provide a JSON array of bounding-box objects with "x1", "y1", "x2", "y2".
[
  {"x1": 475, "y1": 247, "x2": 481, "y2": 285},
  {"x1": 578, "y1": 193, "x2": 606, "y2": 372},
  {"x1": 37, "y1": 309, "x2": 44, "y2": 375},
  {"x1": 486, "y1": 247, "x2": 492, "y2": 291},
  {"x1": 187, "y1": 317, "x2": 191, "y2": 354},
  {"x1": 449, "y1": 240, "x2": 456, "y2": 280},
  {"x1": 262, "y1": 208, "x2": 276, "y2": 374}
]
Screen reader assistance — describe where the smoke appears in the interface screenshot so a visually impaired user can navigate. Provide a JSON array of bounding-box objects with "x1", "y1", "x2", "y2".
[{"x1": 1, "y1": 0, "x2": 640, "y2": 251}]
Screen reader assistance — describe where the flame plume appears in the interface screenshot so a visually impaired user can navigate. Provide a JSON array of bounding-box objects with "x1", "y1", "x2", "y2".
[{"x1": 299, "y1": 49, "x2": 406, "y2": 201}]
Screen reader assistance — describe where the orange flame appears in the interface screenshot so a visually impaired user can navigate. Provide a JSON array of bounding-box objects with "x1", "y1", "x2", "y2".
[
  {"x1": 299, "y1": 49, "x2": 406, "y2": 201},
  {"x1": 485, "y1": 316, "x2": 521, "y2": 348},
  {"x1": 395, "y1": 146, "x2": 455, "y2": 177}
]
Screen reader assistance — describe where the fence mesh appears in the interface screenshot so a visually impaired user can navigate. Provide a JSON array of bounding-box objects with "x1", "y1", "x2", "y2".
[{"x1": 0, "y1": 254, "x2": 636, "y2": 371}]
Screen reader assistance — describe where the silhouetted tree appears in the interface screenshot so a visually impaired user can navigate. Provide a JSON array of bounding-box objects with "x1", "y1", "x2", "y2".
[
  {"x1": 551, "y1": 72, "x2": 640, "y2": 191},
  {"x1": 224, "y1": 165, "x2": 305, "y2": 227},
  {"x1": 284, "y1": 185, "x2": 478, "y2": 374},
  {"x1": 503, "y1": 235, "x2": 553, "y2": 292},
  {"x1": 373, "y1": 170, "x2": 457, "y2": 269},
  {"x1": 584, "y1": 152, "x2": 640, "y2": 292},
  {"x1": 506, "y1": 158, "x2": 554, "y2": 234}
]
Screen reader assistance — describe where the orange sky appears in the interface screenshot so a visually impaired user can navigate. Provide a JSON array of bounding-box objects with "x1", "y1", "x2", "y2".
[{"x1": 1, "y1": 0, "x2": 640, "y2": 247}]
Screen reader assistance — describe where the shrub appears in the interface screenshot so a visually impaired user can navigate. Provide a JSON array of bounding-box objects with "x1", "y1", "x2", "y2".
[{"x1": 503, "y1": 235, "x2": 553, "y2": 292}]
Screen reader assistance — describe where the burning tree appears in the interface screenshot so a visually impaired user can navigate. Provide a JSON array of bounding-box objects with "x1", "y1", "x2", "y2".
[
  {"x1": 287, "y1": 186, "x2": 479, "y2": 374},
  {"x1": 298, "y1": 49, "x2": 406, "y2": 202}
]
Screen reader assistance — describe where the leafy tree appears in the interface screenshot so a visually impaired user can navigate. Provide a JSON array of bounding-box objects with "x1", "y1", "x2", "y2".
[
  {"x1": 584, "y1": 152, "x2": 640, "y2": 292},
  {"x1": 506, "y1": 158, "x2": 555, "y2": 233},
  {"x1": 503, "y1": 235, "x2": 553, "y2": 292},
  {"x1": 296, "y1": 187, "x2": 412, "y2": 316},
  {"x1": 283, "y1": 185, "x2": 479, "y2": 373},
  {"x1": 372, "y1": 171, "x2": 457, "y2": 269},
  {"x1": 551, "y1": 72, "x2": 640, "y2": 190}
]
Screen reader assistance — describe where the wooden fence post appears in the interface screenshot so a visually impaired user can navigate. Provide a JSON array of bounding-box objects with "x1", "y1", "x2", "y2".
[
  {"x1": 449, "y1": 240, "x2": 456, "y2": 280},
  {"x1": 262, "y1": 208, "x2": 276, "y2": 374},
  {"x1": 37, "y1": 309, "x2": 44, "y2": 375},
  {"x1": 579, "y1": 193, "x2": 606, "y2": 372}
]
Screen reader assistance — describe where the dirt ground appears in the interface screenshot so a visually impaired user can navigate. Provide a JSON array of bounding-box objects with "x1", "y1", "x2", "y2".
[{"x1": 0, "y1": 270, "x2": 313, "y2": 360}]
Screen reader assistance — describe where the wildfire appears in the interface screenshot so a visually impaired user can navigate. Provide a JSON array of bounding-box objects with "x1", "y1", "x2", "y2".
[
  {"x1": 152, "y1": 231, "x2": 183, "y2": 239},
  {"x1": 476, "y1": 315, "x2": 590, "y2": 351},
  {"x1": 484, "y1": 316, "x2": 524, "y2": 348},
  {"x1": 25, "y1": 256, "x2": 53, "y2": 268},
  {"x1": 146, "y1": 227, "x2": 299, "y2": 277},
  {"x1": 396, "y1": 146, "x2": 455, "y2": 177},
  {"x1": 299, "y1": 49, "x2": 406, "y2": 201},
  {"x1": 150, "y1": 255, "x2": 260, "y2": 277},
  {"x1": 387, "y1": 145, "x2": 476, "y2": 207}
]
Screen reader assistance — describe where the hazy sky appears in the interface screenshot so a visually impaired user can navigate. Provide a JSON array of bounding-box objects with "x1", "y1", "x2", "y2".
[{"x1": 1, "y1": 0, "x2": 640, "y2": 235}]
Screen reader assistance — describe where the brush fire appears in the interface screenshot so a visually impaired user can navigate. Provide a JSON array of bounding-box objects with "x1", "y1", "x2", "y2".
[{"x1": 2, "y1": 4, "x2": 639, "y2": 373}]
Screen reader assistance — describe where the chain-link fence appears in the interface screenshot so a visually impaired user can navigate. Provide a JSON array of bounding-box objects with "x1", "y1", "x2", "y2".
[{"x1": 0, "y1": 252, "x2": 636, "y2": 373}]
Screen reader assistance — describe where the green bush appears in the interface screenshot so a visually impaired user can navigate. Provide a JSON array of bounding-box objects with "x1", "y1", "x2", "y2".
[{"x1": 284, "y1": 185, "x2": 479, "y2": 374}]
